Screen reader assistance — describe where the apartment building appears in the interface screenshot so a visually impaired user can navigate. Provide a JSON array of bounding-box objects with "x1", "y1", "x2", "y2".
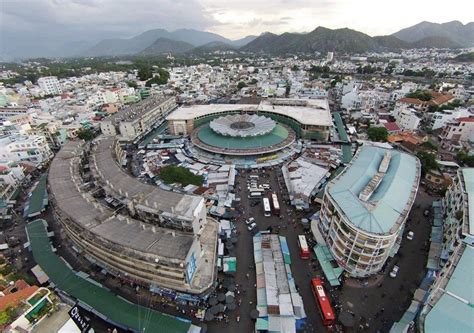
[
  {"x1": 418, "y1": 168, "x2": 473, "y2": 333},
  {"x1": 0, "y1": 135, "x2": 53, "y2": 166},
  {"x1": 441, "y1": 117, "x2": 474, "y2": 142},
  {"x1": 101, "y1": 96, "x2": 176, "y2": 142},
  {"x1": 429, "y1": 108, "x2": 472, "y2": 130},
  {"x1": 37, "y1": 76, "x2": 62, "y2": 95},
  {"x1": 319, "y1": 145, "x2": 420, "y2": 277}
]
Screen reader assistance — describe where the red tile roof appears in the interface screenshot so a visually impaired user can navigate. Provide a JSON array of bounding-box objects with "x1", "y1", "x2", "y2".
[
  {"x1": 398, "y1": 98, "x2": 424, "y2": 105},
  {"x1": 383, "y1": 122, "x2": 401, "y2": 132},
  {"x1": 457, "y1": 117, "x2": 474, "y2": 122},
  {"x1": 0, "y1": 286, "x2": 38, "y2": 311}
]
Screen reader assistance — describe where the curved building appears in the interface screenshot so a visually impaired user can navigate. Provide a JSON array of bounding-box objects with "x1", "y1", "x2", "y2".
[
  {"x1": 48, "y1": 138, "x2": 218, "y2": 295},
  {"x1": 166, "y1": 98, "x2": 332, "y2": 141},
  {"x1": 319, "y1": 145, "x2": 420, "y2": 277}
]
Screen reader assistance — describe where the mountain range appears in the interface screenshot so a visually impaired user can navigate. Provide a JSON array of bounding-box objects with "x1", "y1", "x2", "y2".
[
  {"x1": 2, "y1": 21, "x2": 472, "y2": 60},
  {"x1": 82, "y1": 28, "x2": 255, "y2": 57},
  {"x1": 241, "y1": 21, "x2": 473, "y2": 54},
  {"x1": 79, "y1": 20, "x2": 474, "y2": 57}
]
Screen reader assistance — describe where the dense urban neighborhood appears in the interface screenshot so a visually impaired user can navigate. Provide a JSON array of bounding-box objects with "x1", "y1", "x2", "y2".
[{"x1": 0, "y1": 18, "x2": 473, "y2": 333}]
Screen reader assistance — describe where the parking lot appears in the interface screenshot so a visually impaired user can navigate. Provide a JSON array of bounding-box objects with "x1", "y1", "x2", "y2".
[{"x1": 208, "y1": 168, "x2": 435, "y2": 333}]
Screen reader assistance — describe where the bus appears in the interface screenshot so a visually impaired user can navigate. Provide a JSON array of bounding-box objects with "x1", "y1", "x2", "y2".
[
  {"x1": 270, "y1": 193, "x2": 280, "y2": 216},
  {"x1": 297, "y1": 235, "x2": 310, "y2": 259},
  {"x1": 263, "y1": 198, "x2": 271, "y2": 217},
  {"x1": 310, "y1": 278, "x2": 335, "y2": 326}
]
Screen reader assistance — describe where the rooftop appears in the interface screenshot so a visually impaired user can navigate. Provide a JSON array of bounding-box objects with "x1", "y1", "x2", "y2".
[
  {"x1": 424, "y1": 245, "x2": 474, "y2": 333},
  {"x1": 167, "y1": 98, "x2": 332, "y2": 127},
  {"x1": 48, "y1": 141, "x2": 194, "y2": 260},
  {"x1": 26, "y1": 219, "x2": 192, "y2": 333},
  {"x1": 91, "y1": 136, "x2": 202, "y2": 219},
  {"x1": 327, "y1": 145, "x2": 420, "y2": 234},
  {"x1": 106, "y1": 96, "x2": 172, "y2": 123}
]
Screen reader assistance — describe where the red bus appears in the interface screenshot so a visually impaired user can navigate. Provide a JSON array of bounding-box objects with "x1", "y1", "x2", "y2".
[
  {"x1": 297, "y1": 235, "x2": 310, "y2": 259},
  {"x1": 311, "y1": 278, "x2": 335, "y2": 326},
  {"x1": 270, "y1": 193, "x2": 280, "y2": 216}
]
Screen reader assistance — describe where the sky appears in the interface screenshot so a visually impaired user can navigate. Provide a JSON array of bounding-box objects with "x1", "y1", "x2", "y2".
[{"x1": 0, "y1": 0, "x2": 472, "y2": 57}]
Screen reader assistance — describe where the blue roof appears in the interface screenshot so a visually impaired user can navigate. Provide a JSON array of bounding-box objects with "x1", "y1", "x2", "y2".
[
  {"x1": 328, "y1": 145, "x2": 419, "y2": 234},
  {"x1": 425, "y1": 245, "x2": 474, "y2": 333}
]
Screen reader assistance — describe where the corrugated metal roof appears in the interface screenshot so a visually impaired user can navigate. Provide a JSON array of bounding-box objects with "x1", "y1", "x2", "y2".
[
  {"x1": 425, "y1": 245, "x2": 474, "y2": 333},
  {"x1": 328, "y1": 145, "x2": 419, "y2": 234}
]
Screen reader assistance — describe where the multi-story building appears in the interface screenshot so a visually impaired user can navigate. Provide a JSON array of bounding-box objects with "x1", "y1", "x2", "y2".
[
  {"x1": 428, "y1": 108, "x2": 472, "y2": 130},
  {"x1": 100, "y1": 96, "x2": 176, "y2": 142},
  {"x1": 319, "y1": 145, "x2": 420, "y2": 277},
  {"x1": 418, "y1": 168, "x2": 473, "y2": 333},
  {"x1": 0, "y1": 135, "x2": 53, "y2": 166},
  {"x1": 394, "y1": 108, "x2": 421, "y2": 131},
  {"x1": 37, "y1": 76, "x2": 62, "y2": 95},
  {"x1": 48, "y1": 139, "x2": 218, "y2": 295},
  {"x1": 0, "y1": 107, "x2": 29, "y2": 121},
  {"x1": 441, "y1": 117, "x2": 474, "y2": 143}
]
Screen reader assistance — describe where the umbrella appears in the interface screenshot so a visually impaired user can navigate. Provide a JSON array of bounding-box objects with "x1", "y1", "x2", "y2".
[
  {"x1": 209, "y1": 306, "x2": 219, "y2": 315},
  {"x1": 208, "y1": 297, "x2": 218, "y2": 306},
  {"x1": 215, "y1": 303, "x2": 226, "y2": 313},
  {"x1": 227, "y1": 284, "x2": 237, "y2": 292},
  {"x1": 339, "y1": 311, "x2": 355, "y2": 327},
  {"x1": 217, "y1": 293, "x2": 226, "y2": 302},
  {"x1": 226, "y1": 302, "x2": 237, "y2": 311},
  {"x1": 225, "y1": 295, "x2": 235, "y2": 304},
  {"x1": 250, "y1": 309, "x2": 259, "y2": 319},
  {"x1": 225, "y1": 291, "x2": 235, "y2": 297},
  {"x1": 226, "y1": 243, "x2": 234, "y2": 250},
  {"x1": 204, "y1": 312, "x2": 214, "y2": 322},
  {"x1": 231, "y1": 236, "x2": 238, "y2": 244}
]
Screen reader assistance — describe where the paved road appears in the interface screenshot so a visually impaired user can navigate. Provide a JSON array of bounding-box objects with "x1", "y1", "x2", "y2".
[
  {"x1": 208, "y1": 167, "x2": 326, "y2": 333},
  {"x1": 336, "y1": 187, "x2": 435, "y2": 332}
]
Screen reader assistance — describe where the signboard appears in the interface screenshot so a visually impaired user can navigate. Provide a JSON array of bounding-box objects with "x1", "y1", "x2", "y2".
[{"x1": 68, "y1": 305, "x2": 91, "y2": 333}]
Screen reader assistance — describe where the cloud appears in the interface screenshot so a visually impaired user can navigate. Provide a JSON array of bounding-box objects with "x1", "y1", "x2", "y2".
[{"x1": 0, "y1": 0, "x2": 472, "y2": 58}]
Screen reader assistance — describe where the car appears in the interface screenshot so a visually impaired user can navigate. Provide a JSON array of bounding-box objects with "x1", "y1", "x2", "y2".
[
  {"x1": 247, "y1": 222, "x2": 257, "y2": 231},
  {"x1": 390, "y1": 265, "x2": 400, "y2": 278},
  {"x1": 246, "y1": 217, "x2": 255, "y2": 225},
  {"x1": 423, "y1": 209, "x2": 430, "y2": 217},
  {"x1": 407, "y1": 231, "x2": 414, "y2": 240}
]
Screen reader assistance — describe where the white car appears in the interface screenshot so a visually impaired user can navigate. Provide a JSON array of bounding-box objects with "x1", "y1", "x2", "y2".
[
  {"x1": 247, "y1": 222, "x2": 257, "y2": 231},
  {"x1": 390, "y1": 265, "x2": 400, "y2": 278},
  {"x1": 407, "y1": 231, "x2": 414, "y2": 240},
  {"x1": 246, "y1": 217, "x2": 255, "y2": 225}
]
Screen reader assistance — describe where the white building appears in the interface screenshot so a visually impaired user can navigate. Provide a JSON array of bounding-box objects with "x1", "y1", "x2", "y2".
[
  {"x1": 441, "y1": 117, "x2": 474, "y2": 142},
  {"x1": 395, "y1": 108, "x2": 421, "y2": 131},
  {"x1": 37, "y1": 76, "x2": 62, "y2": 95},
  {"x1": 0, "y1": 135, "x2": 53, "y2": 166},
  {"x1": 429, "y1": 108, "x2": 472, "y2": 130},
  {"x1": 319, "y1": 145, "x2": 420, "y2": 277}
]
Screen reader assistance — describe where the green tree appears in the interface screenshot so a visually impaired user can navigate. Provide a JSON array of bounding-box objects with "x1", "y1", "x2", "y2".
[
  {"x1": 417, "y1": 151, "x2": 438, "y2": 174},
  {"x1": 457, "y1": 151, "x2": 474, "y2": 167},
  {"x1": 125, "y1": 80, "x2": 138, "y2": 89},
  {"x1": 77, "y1": 128, "x2": 96, "y2": 141},
  {"x1": 138, "y1": 67, "x2": 153, "y2": 81},
  {"x1": 237, "y1": 81, "x2": 247, "y2": 90},
  {"x1": 367, "y1": 127, "x2": 388, "y2": 142},
  {"x1": 406, "y1": 90, "x2": 432, "y2": 101}
]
